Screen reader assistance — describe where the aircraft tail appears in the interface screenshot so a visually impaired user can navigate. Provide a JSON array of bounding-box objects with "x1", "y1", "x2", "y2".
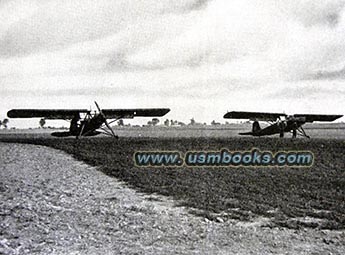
[
  {"x1": 238, "y1": 121, "x2": 261, "y2": 136},
  {"x1": 252, "y1": 121, "x2": 261, "y2": 133}
]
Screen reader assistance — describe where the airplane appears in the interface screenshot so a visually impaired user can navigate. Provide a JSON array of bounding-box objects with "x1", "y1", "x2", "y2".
[
  {"x1": 7, "y1": 102, "x2": 170, "y2": 139},
  {"x1": 223, "y1": 111, "x2": 343, "y2": 138}
]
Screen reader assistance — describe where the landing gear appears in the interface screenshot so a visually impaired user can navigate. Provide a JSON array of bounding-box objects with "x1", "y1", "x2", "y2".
[
  {"x1": 77, "y1": 122, "x2": 86, "y2": 139},
  {"x1": 99, "y1": 126, "x2": 119, "y2": 139},
  {"x1": 292, "y1": 122, "x2": 297, "y2": 139},
  {"x1": 298, "y1": 126, "x2": 310, "y2": 139},
  {"x1": 292, "y1": 125, "x2": 310, "y2": 139},
  {"x1": 278, "y1": 121, "x2": 285, "y2": 138},
  {"x1": 280, "y1": 130, "x2": 284, "y2": 138}
]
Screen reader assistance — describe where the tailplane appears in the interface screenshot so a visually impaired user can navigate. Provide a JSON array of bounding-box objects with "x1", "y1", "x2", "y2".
[
  {"x1": 51, "y1": 131, "x2": 72, "y2": 137},
  {"x1": 239, "y1": 131, "x2": 254, "y2": 135}
]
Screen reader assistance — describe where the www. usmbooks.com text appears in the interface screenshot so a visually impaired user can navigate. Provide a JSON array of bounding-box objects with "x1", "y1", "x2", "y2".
[{"x1": 134, "y1": 149, "x2": 314, "y2": 167}]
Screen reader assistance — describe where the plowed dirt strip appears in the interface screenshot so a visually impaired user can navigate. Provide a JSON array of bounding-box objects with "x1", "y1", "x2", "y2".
[{"x1": 0, "y1": 143, "x2": 344, "y2": 255}]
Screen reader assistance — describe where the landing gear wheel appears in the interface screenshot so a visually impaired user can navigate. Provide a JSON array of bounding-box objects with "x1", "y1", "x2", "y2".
[{"x1": 292, "y1": 129, "x2": 297, "y2": 138}]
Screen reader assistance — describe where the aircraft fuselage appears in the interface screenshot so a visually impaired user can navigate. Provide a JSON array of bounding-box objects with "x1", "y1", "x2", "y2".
[
  {"x1": 240, "y1": 119, "x2": 305, "y2": 137},
  {"x1": 254, "y1": 120, "x2": 304, "y2": 136},
  {"x1": 52, "y1": 114, "x2": 105, "y2": 137}
]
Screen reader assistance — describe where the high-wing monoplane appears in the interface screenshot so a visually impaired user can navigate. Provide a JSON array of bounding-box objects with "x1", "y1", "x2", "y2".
[
  {"x1": 7, "y1": 102, "x2": 170, "y2": 138},
  {"x1": 224, "y1": 111, "x2": 343, "y2": 138}
]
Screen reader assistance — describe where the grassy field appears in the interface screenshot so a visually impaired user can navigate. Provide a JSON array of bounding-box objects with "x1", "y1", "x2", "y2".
[
  {"x1": 1, "y1": 127, "x2": 344, "y2": 230},
  {"x1": 2, "y1": 122, "x2": 345, "y2": 139}
]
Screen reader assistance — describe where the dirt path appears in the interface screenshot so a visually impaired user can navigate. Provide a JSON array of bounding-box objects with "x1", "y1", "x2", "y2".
[{"x1": 1, "y1": 142, "x2": 344, "y2": 254}]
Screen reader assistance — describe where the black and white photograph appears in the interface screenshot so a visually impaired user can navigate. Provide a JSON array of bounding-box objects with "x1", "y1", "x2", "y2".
[{"x1": 0, "y1": 0, "x2": 345, "y2": 254}]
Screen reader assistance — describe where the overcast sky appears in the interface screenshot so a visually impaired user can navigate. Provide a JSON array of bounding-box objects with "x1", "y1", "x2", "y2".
[{"x1": 1, "y1": 0, "x2": 345, "y2": 127}]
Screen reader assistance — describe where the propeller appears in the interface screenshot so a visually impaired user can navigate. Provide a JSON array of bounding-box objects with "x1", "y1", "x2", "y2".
[{"x1": 94, "y1": 101, "x2": 118, "y2": 139}]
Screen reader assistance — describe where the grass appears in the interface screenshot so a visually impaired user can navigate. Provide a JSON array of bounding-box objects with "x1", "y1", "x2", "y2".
[{"x1": 1, "y1": 134, "x2": 344, "y2": 229}]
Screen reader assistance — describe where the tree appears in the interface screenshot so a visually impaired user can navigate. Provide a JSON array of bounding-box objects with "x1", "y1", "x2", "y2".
[
  {"x1": 1, "y1": 119, "x2": 9, "y2": 129},
  {"x1": 151, "y1": 118, "x2": 159, "y2": 126},
  {"x1": 211, "y1": 120, "x2": 220, "y2": 126},
  {"x1": 164, "y1": 119, "x2": 170, "y2": 126},
  {"x1": 189, "y1": 118, "x2": 196, "y2": 125},
  {"x1": 117, "y1": 119, "x2": 124, "y2": 126},
  {"x1": 39, "y1": 118, "x2": 46, "y2": 128}
]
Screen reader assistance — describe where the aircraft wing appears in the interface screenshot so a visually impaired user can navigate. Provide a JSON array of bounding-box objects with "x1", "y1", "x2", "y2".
[
  {"x1": 224, "y1": 111, "x2": 286, "y2": 121},
  {"x1": 102, "y1": 108, "x2": 170, "y2": 119},
  {"x1": 7, "y1": 109, "x2": 90, "y2": 119},
  {"x1": 293, "y1": 114, "x2": 343, "y2": 122}
]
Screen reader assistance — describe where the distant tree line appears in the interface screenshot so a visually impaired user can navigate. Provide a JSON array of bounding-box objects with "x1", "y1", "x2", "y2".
[{"x1": 143, "y1": 118, "x2": 226, "y2": 127}]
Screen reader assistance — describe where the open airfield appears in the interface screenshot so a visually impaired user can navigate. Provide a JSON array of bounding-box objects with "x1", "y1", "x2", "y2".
[
  {"x1": 1, "y1": 122, "x2": 345, "y2": 139},
  {"x1": 0, "y1": 125, "x2": 345, "y2": 254}
]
